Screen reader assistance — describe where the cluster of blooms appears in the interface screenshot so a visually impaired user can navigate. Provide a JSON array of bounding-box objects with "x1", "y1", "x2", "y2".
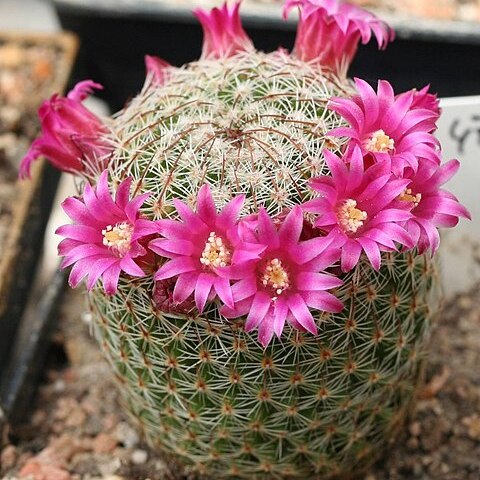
[{"x1": 21, "y1": 0, "x2": 469, "y2": 346}]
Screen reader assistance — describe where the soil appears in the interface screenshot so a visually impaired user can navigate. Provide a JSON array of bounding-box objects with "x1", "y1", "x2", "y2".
[
  {"x1": 1, "y1": 285, "x2": 479, "y2": 480},
  {"x1": 0, "y1": 36, "x2": 68, "y2": 251},
  {"x1": 0, "y1": 152, "x2": 17, "y2": 253}
]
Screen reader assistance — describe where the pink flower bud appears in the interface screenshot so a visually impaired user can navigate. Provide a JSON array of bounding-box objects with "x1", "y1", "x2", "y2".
[
  {"x1": 145, "y1": 55, "x2": 171, "y2": 87},
  {"x1": 284, "y1": 0, "x2": 394, "y2": 76},
  {"x1": 194, "y1": 2, "x2": 254, "y2": 59},
  {"x1": 19, "y1": 80, "x2": 110, "y2": 179}
]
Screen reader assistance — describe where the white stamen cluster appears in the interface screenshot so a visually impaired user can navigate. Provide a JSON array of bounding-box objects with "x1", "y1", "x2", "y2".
[
  {"x1": 200, "y1": 232, "x2": 231, "y2": 269},
  {"x1": 102, "y1": 222, "x2": 134, "y2": 256},
  {"x1": 365, "y1": 129, "x2": 395, "y2": 153},
  {"x1": 261, "y1": 258, "x2": 290, "y2": 299},
  {"x1": 399, "y1": 188, "x2": 422, "y2": 208},
  {"x1": 337, "y1": 199, "x2": 368, "y2": 234}
]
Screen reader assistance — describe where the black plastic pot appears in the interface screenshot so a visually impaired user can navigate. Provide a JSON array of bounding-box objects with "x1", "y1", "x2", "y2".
[
  {"x1": 0, "y1": 165, "x2": 65, "y2": 425},
  {"x1": 52, "y1": 0, "x2": 480, "y2": 112},
  {"x1": 0, "y1": 269, "x2": 67, "y2": 424}
]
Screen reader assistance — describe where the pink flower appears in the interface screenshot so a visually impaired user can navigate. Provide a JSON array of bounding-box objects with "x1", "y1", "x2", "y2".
[
  {"x1": 221, "y1": 207, "x2": 343, "y2": 347},
  {"x1": 396, "y1": 159, "x2": 470, "y2": 254},
  {"x1": 194, "y1": 2, "x2": 254, "y2": 59},
  {"x1": 19, "y1": 80, "x2": 110, "y2": 179},
  {"x1": 329, "y1": 78, "x2": 440, "y2": 176},
  {"x1": 145, "y1": 55, "x2": 171, "y2": 87},
  {"x1": 149, "y1": 185, "x2": 264, "y2": 313},
  {"x1": 409, "y1": 85, "x2": 441, "y2": 130},
  {"x1": 283, "y1": 0, "x2": 394, "y2": 75},
  {"x1": 303, "y1": 146, "x2": 413, "y2": 272},
  {"x1": 56, "y1": 171, "x2": 157, "y2": 295}
]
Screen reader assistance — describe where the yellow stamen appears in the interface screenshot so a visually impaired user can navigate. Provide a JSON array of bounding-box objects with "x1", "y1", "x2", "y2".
[
  {"x1": 102, "y1": 222, "x2": 133, "y2": 256},
  {"x1": 398, "y1": 188, "x2": 422, "y2": 208},
  {"x1": 337, "y1": 199, "x2": 367, "y2": 234},
  {"x1": 365, "y1": 129, "x2": 395, "y2": 153},
  {"x1": 200, "y1": 232, "x2": 231, "y2": 269},
  {"x1": 261, "y1": 258, "x2": 290, "y2": 299}
]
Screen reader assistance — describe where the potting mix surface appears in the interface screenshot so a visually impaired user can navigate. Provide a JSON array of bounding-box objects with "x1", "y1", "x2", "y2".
[
  {"x1": 1, "y1": 284, "x2": 479, "y2": 480},
  {"x1": 0, "y1": 38, "x2": 68, "y2": 250}
]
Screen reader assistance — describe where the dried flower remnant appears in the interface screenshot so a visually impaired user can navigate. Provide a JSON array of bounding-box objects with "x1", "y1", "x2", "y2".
[{"x1": 152, "y1": 277, "x2": 196, "y2": 314}]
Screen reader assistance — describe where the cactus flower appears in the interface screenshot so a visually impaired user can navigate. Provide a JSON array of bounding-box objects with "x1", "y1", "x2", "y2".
[
  {"x1": 303, "y1": 146, "x2": 413, "y2": 271},
  {"x1": 56, "y1": 171, "x2": 156, "y2": 295},
  {"x1": 329, "y1": 78, "x2": 441, "y2": 175},
  {"x1": 150, "y1": 185, "x2": 264, "y2": 313},
  {"x1": 19, "y1": 80, "x2": 109, "y2": 179},
  {"x1": 283, "y1": 0, "x2": 393, "y2": 75},
  {"x1": 221, "y1": 207, "x2": 343, "y2": 347},
  {"x1": 396, "y1": 159, "x2": 471, "y2": 254},
  {"x1": 194, "y1": 2, "x2": 254, "y2": 59},
  {"x1": 409, "y1": 85, "x2": 441, "y2": 131},
  {"x1": 145, "y1": 55, "x2": 171, "y2": 87}
]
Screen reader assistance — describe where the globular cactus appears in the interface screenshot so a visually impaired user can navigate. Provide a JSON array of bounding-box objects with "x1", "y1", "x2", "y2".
[{"x1": 23, "y1": 1, "x2": 469, "y2": 478}]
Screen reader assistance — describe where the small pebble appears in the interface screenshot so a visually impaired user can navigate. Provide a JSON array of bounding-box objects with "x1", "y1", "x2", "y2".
[
  {"x1": 409, "y1": 421, "x2": 421, "y2": 437},
  {"x1": 53, "y1": 379, "x2": 66, "y2": 393},
  {"x1": 97, "y1": 456, "x2": 121, "y2": 477},
  {"x1": 462, "y1": 414, "x2": 480, "y2": 440},
  {"x1": 1, "y1": 444, "x2": 17, "y2": 470},
  {"x1": 114, "y1": 422, "x2": 139, "y2": 448},
  {"x1": 458, "y1": 296, "x2": 473, "y2": 310},
  {"x1": 92, "y1": 433, "x2": 118, "y2": 454},
  {"x1": 131, "y1": 448, "x2": 148, "y2": 465},
  {"x1": 19, "y1": 459, "x2": 72, "y2": 480},
  {"x1": 65, "y1": 408, "x2": 86, "y2": 428},
  {"x1": 406, "y1": 436, "x2": 419, "y2": 450}
]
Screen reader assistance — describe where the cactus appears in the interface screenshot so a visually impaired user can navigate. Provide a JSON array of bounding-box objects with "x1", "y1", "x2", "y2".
[{"x1": 22, "y1": 1, "x2": 469, "y2": 478}]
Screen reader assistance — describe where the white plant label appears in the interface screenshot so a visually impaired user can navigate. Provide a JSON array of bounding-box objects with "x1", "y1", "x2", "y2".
[{"x1": 436, "y1": 96, "x2": 480, "y2": 298}]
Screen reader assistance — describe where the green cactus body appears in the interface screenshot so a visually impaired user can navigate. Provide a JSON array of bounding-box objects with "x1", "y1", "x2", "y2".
[{"x1": 87, "y1": 51, "x2": 437, "y2": 479}]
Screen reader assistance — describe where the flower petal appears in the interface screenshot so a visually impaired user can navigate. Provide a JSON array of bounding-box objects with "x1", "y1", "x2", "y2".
[
  {"x1": 287, "y1": 293, "x2": 317, "y2": 335},
  {"x1": 154, "y1": 257, "x2": 197, "y2": 280},
  {"x1": 245, "y1": 292, "x2": 271, "y2": 332},
  {"x1": 194, "y1": 273, "x2": 214, "y2": 313}
]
